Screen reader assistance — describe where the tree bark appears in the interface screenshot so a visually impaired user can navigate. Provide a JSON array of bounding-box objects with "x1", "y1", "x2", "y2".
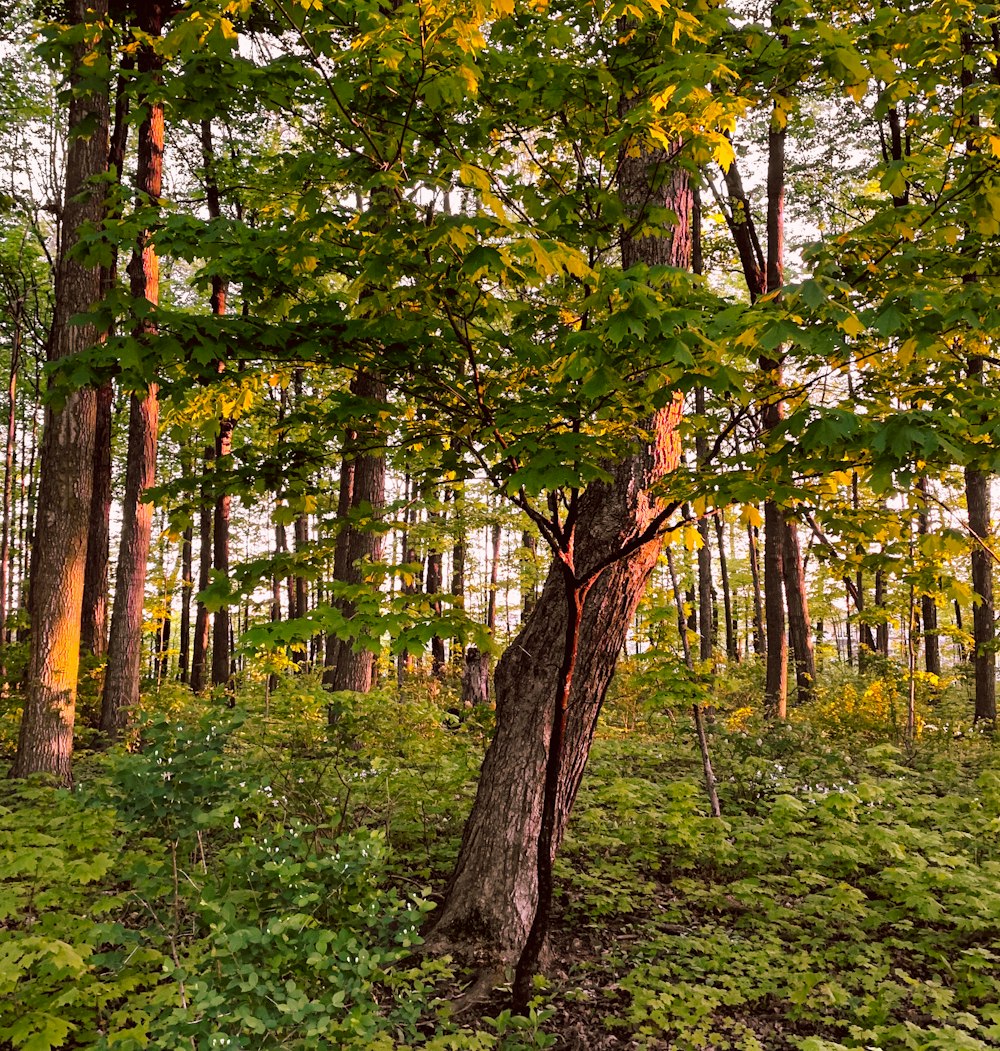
[
  {"x1": 747, "y1": 520, "x2": 764, "y2": 657},
  {"x1": 100, "y1": 0, "x2": 165, "y2": 740},
  {"x1": 451, "y1": 487, "x2": 467, "y2": 664},
  {"x1": 12, "y1": 0, "x2": 108, "y2": 781},
  {"x1": 763, "y1": 500, "x2": 788, "y2": 718},
  {"x1": 486, "y1": 520, "x2": 502, "y2": 635},
  {"x1": 80, "y1": 381, "x2": 112, "y2": 657},
  {"x1": 966, "y1": 454, "x2": 995, "y2": 724},
  {"x1": 178, "y1": 521, "x2": 193, "y2": 682},
  {"x1": 81, "y1": 56, "x2": 129, "y2": 660},
  {"x1": 694, "y1": 390, "x2": 713, "y2": 663},
  {"x1": 211, "y1": 417, "x2": 233, "y2": 687},
  {"x1": 425, "y1": 485, "x2": 445, "y2": 674},
  {"x1": 0, "y1": 310, "x2": 20, "y2": 655},
  {"x1": 781, "y1": 516, "x2": 815, "y2": 703},
  {"x1": 323, "y1": 371, "x2": 387, "y2": 694},
  {"x1": 916, "y1": 475, "x2": 940, "y2": 676},
  {"x1": 714, "y1": 513, "x2": 737, "y2": 661},
  {"x1": 189, "y1": 445, "x2": 213, "y2": 693},
  {"x1": 461, "y1": 646, "x2": 489, "y2": 708}
]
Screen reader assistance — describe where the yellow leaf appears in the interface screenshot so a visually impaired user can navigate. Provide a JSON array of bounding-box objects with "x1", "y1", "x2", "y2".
[
  {"x1": 682, "y1": 524, "x2": 704, "y2": 552},
  {"x1": 740, "y1": 504, "x2": 763, "y2": 529},
  {"x1": 839, "y1": 313, "x2": 865, "y2": 338}
]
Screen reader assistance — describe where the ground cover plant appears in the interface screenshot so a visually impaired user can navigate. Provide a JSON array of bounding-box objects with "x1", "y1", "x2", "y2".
[{"x1": 2, "y1": 658, "x2": 998, "y2": 1050}]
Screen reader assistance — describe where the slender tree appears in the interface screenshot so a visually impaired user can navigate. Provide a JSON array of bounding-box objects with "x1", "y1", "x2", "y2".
[{"x1": 100, "y1": 0, "x2": 166, "y2": 737}]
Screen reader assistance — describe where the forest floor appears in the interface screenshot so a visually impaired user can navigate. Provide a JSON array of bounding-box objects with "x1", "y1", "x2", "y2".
[{"x1": 2, "y1": 656, "x2": 1000, "y2": 1050}]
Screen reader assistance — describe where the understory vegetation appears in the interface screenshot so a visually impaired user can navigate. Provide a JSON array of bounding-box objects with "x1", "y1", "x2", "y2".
[{"x1": 3, "y1": 658, "x2": 998, "y2": 1051}]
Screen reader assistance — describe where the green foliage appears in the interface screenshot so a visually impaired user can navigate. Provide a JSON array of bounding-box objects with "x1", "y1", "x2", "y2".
[
  {"x1": 553, "y1": 661, "x2": 1000, "y2": 1050},
  {"x1": 0, "y1": 785, "x2": 160, "y2": 1051}
]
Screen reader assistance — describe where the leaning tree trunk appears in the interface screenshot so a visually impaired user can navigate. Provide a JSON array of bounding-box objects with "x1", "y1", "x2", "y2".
[
  {"x1": 427, "y1": 125, "x2": 690, "y2": 973},
  {"x1": 12, "y1": 0, "x2": 108, "y2": 781},
  {"x1": 100, "y1": 0, "x2": 165, "y2": 739}
]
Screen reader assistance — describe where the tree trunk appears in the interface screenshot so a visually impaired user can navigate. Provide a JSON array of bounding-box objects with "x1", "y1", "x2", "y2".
[
  {"x1": 747, "y1": 520, "x2": 764, "y2": 657},
  {"x1": 916, "y1": 475, "x2": 940, "y2": 676},
  {"x1": 80, "y1": 381, "x2": 112, "y2": 657},
  {"x1": 211, "y1": 417, "x2": 233, "y2": 688},
  {"x1": 81, "y1": 57, "x2": 128, "y2": 661},
  {"x1": 966, "y1": 457, "x2": 995, "y2": 724},
  {"x1": 875, "y1": 565, "x2": 889, "y2": 657},
  {"x1": 694, "y1": 389, "x2": 713, "y2": 663},
  {"x1": 451, "y1": 487, "x2": 467, "y2": 664},
  {"x1": 486, "y1": 520, "x2": 502, "y2": 635},
  {"x1": 461, "y1": 646, "x2": 489, "y2": 707},
  {"x1": 781, "y1": 516, "x2": 815, "y2": 703},
  {"x1": 520, "y1": 529, "x2": 538, "y2": 622},
  {"x1": 763, "y1": 500, "x2": 787, "y2": 718},
  {"x1": 178, "y1": 521, "x2": 193, "y2": 682},
  {"x1": 202, "y1": 117, "x2": 233, "y2": 690},
  {"x1": 0, "y1": 312, "x2": 20, "y2": 655},
  {"x1": 100, "y1": 0, "x2": 165, "y2": 739},
  {"x1": 714, "y1": 513, "x2": 737, "y2": 661},
  {"x1": 324, "y1": 371, "x2": 387, "y2": 694},
  {"x1": 11, "y1": 0, "x2": 107, "y2": 780},
  {"x1": 189, "y1": 446, "x2": 213, "y2": 693},
  {"x1": 425, "y1": 485, "x2": 445, "y2": 674},
  {"x1": 156, "y1": 574, "x2": 171, "y2": 683}
]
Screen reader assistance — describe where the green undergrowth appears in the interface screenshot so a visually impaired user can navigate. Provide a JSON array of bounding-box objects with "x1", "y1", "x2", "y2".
[
  {"x1": 1, "y1": 658, "x2": 998, "y2": 1049},
  {"x1": 558, "y1": 658, "x2": 1000, "y2": 1050}
]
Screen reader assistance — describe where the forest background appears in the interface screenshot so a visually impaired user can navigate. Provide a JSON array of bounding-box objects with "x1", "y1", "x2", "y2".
[{"x1": 2, "y1": 0, "x2": 1000, "y2": 1047}]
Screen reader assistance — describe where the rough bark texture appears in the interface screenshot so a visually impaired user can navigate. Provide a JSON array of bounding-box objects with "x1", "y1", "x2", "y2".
[
  {"x1": 12, "y1": 0, "x2": 107, "y2": 781},
  {"x1": 460, "y1": 646, "x2": 489, "y2": 708},
  {"x1": 100, "y1": 0, "x2": 164, "y2": 738},
  {"x1": 429, "y1": 400, "x2": 683, "y2": 964},
  {"x1": 428, "y1": 125, "x2": 689, "y2": 967}
]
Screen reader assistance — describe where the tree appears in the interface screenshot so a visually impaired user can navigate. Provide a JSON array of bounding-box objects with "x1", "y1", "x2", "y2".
[
  {"x1": 427, "y1": 13, "x2": 704, "y2": 991},
  {"x1": 12, "y1": 0, "x2": 108, "y2": 781},
  {"x1": 100, "y1": 0, "x2": 167, "y2": 738}
]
